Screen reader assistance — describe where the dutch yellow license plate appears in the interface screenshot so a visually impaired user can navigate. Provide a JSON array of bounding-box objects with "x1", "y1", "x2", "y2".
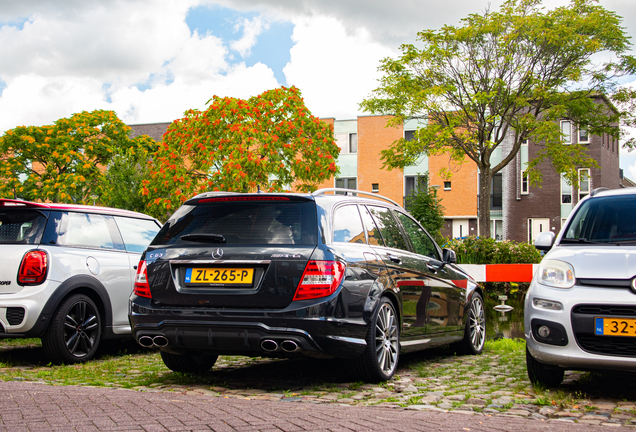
[
  {"x1": 184, "y1": 268, "x2": 254, "y2": 285},
  {"x1": 595, "y1": 317, "x2": 636, "y2": 337}
]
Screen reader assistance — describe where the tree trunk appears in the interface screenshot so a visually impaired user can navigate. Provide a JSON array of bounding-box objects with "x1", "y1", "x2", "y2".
[{"x1": 478, "y1": 170, "x2": 493, "y2": 239}]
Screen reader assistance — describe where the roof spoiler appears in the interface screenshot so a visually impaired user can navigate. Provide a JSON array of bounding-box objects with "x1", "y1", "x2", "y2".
[{"x1": 0, "y1": 199, "x2": 50, "y2": 208}]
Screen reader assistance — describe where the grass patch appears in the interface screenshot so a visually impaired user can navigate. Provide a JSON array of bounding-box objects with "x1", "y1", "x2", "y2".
[{"x1": 484, "y1": 338, "x2": 525, "y2": 354}]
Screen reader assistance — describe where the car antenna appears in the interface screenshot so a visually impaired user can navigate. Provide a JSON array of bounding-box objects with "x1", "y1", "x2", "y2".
[{"x1": 257, "y1": 185, "x2": 261, "y2": 193}]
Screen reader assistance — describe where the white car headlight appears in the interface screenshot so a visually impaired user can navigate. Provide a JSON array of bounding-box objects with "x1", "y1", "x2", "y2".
[{"x1": 537, "y1": 259, "x2": 575, "y2": 289}]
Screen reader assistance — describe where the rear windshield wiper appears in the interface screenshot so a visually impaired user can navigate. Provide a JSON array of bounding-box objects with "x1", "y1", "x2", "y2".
[{"x1": 180, "y1": 233, "x2": 226, "y2": 243}]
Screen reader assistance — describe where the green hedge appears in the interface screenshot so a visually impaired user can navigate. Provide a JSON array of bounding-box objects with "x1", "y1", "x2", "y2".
[{"x1": 444, "y1": 236, "x2": 542, "y2": 265}]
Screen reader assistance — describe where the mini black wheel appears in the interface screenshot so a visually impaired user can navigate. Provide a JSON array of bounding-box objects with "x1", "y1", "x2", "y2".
[
  {"x1": 354, "y1": 297, "x2": 400, "y2": 382},
  {"x1": 526, "y1": 347, "x2": 564, "y2": 387},
  {"x1": 42, "y1": 294, "x2": 101, "y2": 364},
  {"x1": 160, "y1": 351, "x2": 218, "y2": 373},
  {"x1": 452, "y1": 292, "x2": 486, "y2": 355}
]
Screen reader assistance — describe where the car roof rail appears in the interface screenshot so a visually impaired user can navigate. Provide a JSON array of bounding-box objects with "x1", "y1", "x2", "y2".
[
  {"x1": 590, "y1": 187, "x2": 609, "y2": 197},
  {"x1": 312, "y1": 188, "x2": 402, "y2": 208}
]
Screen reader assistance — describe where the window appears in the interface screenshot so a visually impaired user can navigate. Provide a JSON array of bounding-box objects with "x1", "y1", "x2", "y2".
[
  {"x1": 521, "y1": 170, "x2": 529, "y2": 195},
  {"x1": 396, "y1": 213, "x2": 439, "y2": 259},
  {"x1": 335, "y1": 177, "x2": 356, "y2": 194},
  {"x1": 578, "y1": 126, "x2": 589, "y2": 144},
  {"x1": 151, "y1": 201, "x2": 317, "y2": 246},
  {"x1": 359, "y1": 206, "x2": 383, "y2": 246},
  {"x1": 335, "y1": 133, "x2": 357, "y2": 154},
  {"x1": 367, "y1": 206, "x2": 408, "y2": 251},
  {"x1": 444, "y1": 181, "x2": 451, "y2": 191},
  {"x1": 404, "y1": 130, "x2": 416, "y2": 142},
  {"x1": 114, "y1": 217, "x2": 161, "y2": 253},
  {"x1": 372, "y1": 183, "x2": 379, "y2": 193},
  {"x1": 333, "y1": 205, "x2": 365, "y2": 244},
  {"x1": 57, "y1": 213, "x2": 120, "y2": 250},
  {"x1": 0, "y1": 210, "x2": 48, "y2": 244},
  {"x1": 561, "y1": 120, "x2": 572, "y2": 144},
  {"x1": 491, "y1": 173, "x2": 502, "y2": 209},
  {"x1": 578, "y1": 169, "x2": 590, "y2": 201},
  {"x1": 561, "y1": 175, "x2": 572, "y2": 204},
  {"x1": 405, "y1": 175, "x2": 426, "y2": 197},
  {"x1": 349, "y1": 133, "x2": 358, "y2": 153},
  {"x1": 490, "y1": 220, "x2": 503, "y2": 241}
]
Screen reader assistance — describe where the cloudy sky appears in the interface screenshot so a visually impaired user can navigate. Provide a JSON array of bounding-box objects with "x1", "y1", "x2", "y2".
[{"x1": 1, "y1": 0, "x2": 636, "y2": 175}]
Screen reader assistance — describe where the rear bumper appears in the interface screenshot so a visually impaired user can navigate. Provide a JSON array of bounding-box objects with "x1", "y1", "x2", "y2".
[{"x1": 129, "y1": 297, "x2": 369, "y2": 359}]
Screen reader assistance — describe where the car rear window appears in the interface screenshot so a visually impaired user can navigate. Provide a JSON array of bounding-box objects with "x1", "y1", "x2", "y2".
[
  {"x1": 151, "y1": 200, "x2": 318, "y2": 246},
  {"x1": 0, "y1": 210, "x2": 49, "y2": 244}
]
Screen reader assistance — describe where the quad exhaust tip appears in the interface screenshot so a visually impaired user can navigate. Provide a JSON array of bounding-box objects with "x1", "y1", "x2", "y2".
[
  {"x1": 261, "y1": 339, "x2": 278, "y2": 352},
  {"x1": 137, "y1": 335, "x2": 169, "y2": 348},
  {"x1": 153, "y1": 335, "x2": 169, "y2": 347},
  {"x1": 280, "y1": 340, "x2": 299, "y2": 352},
  {"x1": 138, "y1": 336, "x2": 153, "y2": 348}
]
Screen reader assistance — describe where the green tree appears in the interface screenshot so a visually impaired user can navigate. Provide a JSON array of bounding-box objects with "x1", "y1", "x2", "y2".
[
  {"x1": 406, "y1": 176, "x2": 446, "y2": 243},
  {"x1": 361, "y1": 0, "x2": 636, "y2": 237},
  {"x1": 0, "y1": 110, "x2": 157, "y2": 205},
  {"x1": 100, "y1": 138, "x2": 158, "y2": 213},
  {"x1": 143, "y1": 86, "x2": 340, "y2": 219}
]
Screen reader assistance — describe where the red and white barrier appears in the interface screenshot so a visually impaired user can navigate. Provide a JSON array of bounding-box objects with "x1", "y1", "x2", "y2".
[{"x1": 457, "y1": 264, "x2": 539, "y2": 283}]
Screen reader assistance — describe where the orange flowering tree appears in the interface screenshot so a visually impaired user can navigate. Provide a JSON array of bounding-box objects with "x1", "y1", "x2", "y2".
[
  {"x1": 143, "y1": 86, "x2": 339, "y2": 217},
  {"x1": 0, "y1": 110, "x2": 157, "y2": 205}
]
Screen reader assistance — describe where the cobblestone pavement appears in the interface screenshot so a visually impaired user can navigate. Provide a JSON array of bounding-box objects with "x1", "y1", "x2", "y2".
[
  {"x1": 2, "y1": 342, "x2": 636, "y2": 429},
  {"x1": 120, "y1": 350, "x2": 636, "y2": 429},
  {"x1": 0, "y1": 381, "x2": 618, "y2": 432}
]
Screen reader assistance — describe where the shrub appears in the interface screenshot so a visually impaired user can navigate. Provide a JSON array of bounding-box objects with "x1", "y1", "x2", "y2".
[{"x1": 444, "y1": 236, "x2": 542, "y2": 264}]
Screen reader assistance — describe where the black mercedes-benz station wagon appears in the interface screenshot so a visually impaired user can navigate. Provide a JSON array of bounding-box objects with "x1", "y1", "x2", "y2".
[{"x1": 129, "y1": 189, "x2": 485, "y2": 381}]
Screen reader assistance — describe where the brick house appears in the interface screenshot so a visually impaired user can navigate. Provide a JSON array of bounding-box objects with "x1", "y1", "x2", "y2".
[{"x1": 129, "y1": 105, "x2": 627, "y2": 242}]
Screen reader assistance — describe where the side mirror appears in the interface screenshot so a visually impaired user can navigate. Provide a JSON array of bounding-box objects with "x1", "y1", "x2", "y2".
[
  {"x1": 535, "y1": 232, "x2": 555, "y2": 251},
  {"x1": 442, "y1": 248, "x2": 457, "y2": 264}
]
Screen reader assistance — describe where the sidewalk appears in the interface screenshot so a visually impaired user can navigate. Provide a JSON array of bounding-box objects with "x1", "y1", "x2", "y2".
[{"x1": 0, "y1": 381, "x2": 610, "y2": 432}]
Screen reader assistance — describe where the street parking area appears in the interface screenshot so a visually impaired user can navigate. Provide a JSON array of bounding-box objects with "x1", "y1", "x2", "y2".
[
  {"x1": 0, "y1": 338, "x2": 634, "y2": 428},
  {"x1": 0, "y1": 381, "x2": 613, "y2": 432}
]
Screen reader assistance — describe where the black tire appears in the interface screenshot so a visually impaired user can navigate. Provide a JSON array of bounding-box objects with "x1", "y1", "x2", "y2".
[
  {"x1": 526, "y1": 347, "x2": 564, "y2": 387},
  {"x1": 42, "y1": 294, "x2": 102, "y2": 364},
  {"x1": 452, "y1": 292, "x2": 486, "y2": 355},
  {"x1": 160, "y1": 351, "x2": 218, "y2": 373},
  {"x1": 354, "y1": 297, "x2": 400, "y2": 382}
]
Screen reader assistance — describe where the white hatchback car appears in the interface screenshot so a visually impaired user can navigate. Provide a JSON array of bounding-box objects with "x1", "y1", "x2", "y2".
[
  {"x1": 0, "y1": 199, "x2": 161, "y2": 364},
  {"x1": 525, "y1": 187, "x2": 636, "y2": 386}
]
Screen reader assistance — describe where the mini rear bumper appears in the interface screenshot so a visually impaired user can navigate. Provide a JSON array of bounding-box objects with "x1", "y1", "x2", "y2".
[{"x1": 129, "y1": 297, "x2": 369, "y2": 359}]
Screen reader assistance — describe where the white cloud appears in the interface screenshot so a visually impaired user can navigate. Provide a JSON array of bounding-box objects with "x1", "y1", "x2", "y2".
[
  {"x1": 628, "y1": 160, "x2": 636, "y2": 179},
  {"x1": 230, "y1": 16, "x2": 267, "y2": 58},
  {"x1": 0, "y1": 0, "x2": 282, "y2": 131},
  {"x1": 283, "y1": 15, "x2": 395, "y2": 119},
  {"x1": 0, "y1": 0, "x2": 635, "y2": 137}
]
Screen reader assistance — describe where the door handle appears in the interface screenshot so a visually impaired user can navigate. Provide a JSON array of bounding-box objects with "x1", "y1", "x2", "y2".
[{"x1": 386, "y1": 254, "x2": 401, "y2": 264}]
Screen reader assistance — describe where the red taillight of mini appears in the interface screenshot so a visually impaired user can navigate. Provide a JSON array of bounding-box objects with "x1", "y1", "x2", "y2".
[
  {"x1": 293, "y1": 260, "x2": 345, "y2": 301},
  {"x1": 133, "y1": 260, "x2": 152, "y2": 298},
  {"x1": 18, "y1": 250, "x2": 48, "y2": 285}
]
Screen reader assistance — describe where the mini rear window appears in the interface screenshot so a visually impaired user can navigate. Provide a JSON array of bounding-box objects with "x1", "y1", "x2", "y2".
[
  {"x1": 152, "y1": 200, "x2": 318, "y2": 246},
  {"x1": 0, "y1": 210, "x2": 48, "y2": 244}
]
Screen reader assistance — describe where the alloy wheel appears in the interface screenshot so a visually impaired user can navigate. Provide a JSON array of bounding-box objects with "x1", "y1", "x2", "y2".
[
  {"x1": 469, "y1": 296, "x2": 486, "y2": 351},
  {"x1": 63, "y1": 300, "x2": 99, "y2": 358},
  {"x1": 374, "y1": 302, "x2": 399, "y2": 375}
]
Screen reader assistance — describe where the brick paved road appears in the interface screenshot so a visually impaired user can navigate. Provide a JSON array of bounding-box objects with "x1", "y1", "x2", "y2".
[{"x1": 0, "y1": 382, "x2": 611, "y2": 431}]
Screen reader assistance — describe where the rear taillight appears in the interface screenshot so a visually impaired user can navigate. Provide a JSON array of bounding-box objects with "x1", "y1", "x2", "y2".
[
  {"x1": 293, "y1": 260, "x2": 345, "y2": 301},
  {"x1": 133, "y1": 260, "x2": 152, "y2": 298},
  {"x1": 18, "y1": 250, "x2": 48, "y2": 285}
]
